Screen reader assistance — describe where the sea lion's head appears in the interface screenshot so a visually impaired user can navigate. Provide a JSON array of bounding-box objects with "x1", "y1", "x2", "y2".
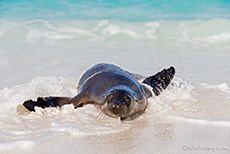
[{"x1": 102, "y1": 89, "x2": 138, "y2": 120}]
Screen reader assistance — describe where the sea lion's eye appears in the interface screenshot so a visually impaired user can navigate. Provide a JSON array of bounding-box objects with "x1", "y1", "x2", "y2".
[
  {"x1": 106, "y1": 94, "x2": 113, "y2": 102},
  {"x1": 124, "y1": 96, "x2": 131, "y2": 107}
]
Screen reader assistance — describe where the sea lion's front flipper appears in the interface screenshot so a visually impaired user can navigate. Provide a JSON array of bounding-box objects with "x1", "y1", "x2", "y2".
[
  {"x1": 21, "y1": 97, "x2": 72, "y2": 112},
  {"x1": 69, "y1": 91, "x2": 86, "y2": 108},
  {"x1": 142, "y1": 66, "x2": 175, "y2": 96}
]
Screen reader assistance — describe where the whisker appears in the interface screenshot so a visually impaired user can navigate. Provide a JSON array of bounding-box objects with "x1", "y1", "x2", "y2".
[
  {"x1": 95, "y1": 111, "x2": 105, "y2": 120},
  {"x1": 95, "y1": 107, "x2": 107, "y2": 120}
]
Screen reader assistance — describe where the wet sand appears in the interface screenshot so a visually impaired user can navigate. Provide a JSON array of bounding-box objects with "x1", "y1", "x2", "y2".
[{"x1": 2, "y1": 115, "x2": 229, "y2": 154}]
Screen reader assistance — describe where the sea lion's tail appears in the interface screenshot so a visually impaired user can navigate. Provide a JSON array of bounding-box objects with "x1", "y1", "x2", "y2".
[{"x1": 142, "y1": 66, "x2": 175, "y2": 96}]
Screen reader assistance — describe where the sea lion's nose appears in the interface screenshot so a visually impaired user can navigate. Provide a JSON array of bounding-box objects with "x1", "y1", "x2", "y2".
[
  {"x1": 109, "y1": 101, "x2": 125, "y2": 115},
  {"x1": 112, "y1": 102, "x2": 120, "y2": 108}
]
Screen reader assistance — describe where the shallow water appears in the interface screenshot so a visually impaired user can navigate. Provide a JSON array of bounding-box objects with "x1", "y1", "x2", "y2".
[
  {"x1": 0, "y1": 75, "x2": 230, "y2": 152},
  {"x1": 0, "y1": 19, "x2": 229, "y2": 89},
  {"x1": 1, "y1": 0, "x2": 230, "y2": 153}
]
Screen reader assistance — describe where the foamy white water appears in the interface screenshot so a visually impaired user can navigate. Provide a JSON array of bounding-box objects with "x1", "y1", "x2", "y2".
[
  {"x1": 0, "y1": 74, "x2": 230, "y2": 152},
  {"x1": 0, "y1": 76, "x2": 132, "y2": 150}
]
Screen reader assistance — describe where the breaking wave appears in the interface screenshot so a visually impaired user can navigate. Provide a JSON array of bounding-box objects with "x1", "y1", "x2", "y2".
[{"x1": 1, "y1": 19, "x2": 230, "y2": 51}]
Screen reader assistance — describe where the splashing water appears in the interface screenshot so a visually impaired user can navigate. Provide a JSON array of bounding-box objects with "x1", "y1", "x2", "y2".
[{"x1": 0, "y1": 75, "x2": 229, "y2": 151}]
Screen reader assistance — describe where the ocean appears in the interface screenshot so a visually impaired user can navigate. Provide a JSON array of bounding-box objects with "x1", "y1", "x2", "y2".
[
  {"x1": 0, "y1": 0, "x2": 230, "y2": 154},
  {"x1": 1, "y1": 0, "x2": 230, "y2": 20}
]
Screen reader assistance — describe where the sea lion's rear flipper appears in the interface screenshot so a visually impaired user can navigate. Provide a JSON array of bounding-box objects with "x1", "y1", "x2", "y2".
[
  {"x1": 21, "y1": 97, "x2": 72, "y2": 112},
  {"x1": 142, "y1": 66, "x2": 175, "y2": 96}
]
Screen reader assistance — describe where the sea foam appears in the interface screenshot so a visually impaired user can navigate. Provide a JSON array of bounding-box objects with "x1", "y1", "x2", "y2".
[
  {"x1": 0, "y1": 76, "x2": 132, "y2": 151},
  {"x1": 1, "y1": 19, "x2": 230, "y2": 51},
  {"x1": 0, "y1": 75, "x2": 230, "y2": 151}
]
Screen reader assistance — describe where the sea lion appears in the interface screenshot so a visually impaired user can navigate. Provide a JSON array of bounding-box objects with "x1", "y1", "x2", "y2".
[{"x1": 18, "y1": 63, "x2": 175, "y2": 120}]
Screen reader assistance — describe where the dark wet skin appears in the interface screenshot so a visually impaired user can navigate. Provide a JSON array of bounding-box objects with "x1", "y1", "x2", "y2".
[{"x1": 70, "y1": 71, "x2": 149, "y2": 120}]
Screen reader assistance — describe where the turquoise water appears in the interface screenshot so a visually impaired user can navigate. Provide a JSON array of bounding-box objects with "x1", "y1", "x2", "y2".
[{"x1": 1, "y1": 0, "x2": 230, "y2": 21}]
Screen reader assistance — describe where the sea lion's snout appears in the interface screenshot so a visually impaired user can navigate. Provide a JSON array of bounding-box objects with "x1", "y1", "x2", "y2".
[
  {"x1": 104, "y1": 89, "x2": 133, "y2": 118},
  {"x1": 108, "y1": 100, "x2": 127, "y2": 115}
]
